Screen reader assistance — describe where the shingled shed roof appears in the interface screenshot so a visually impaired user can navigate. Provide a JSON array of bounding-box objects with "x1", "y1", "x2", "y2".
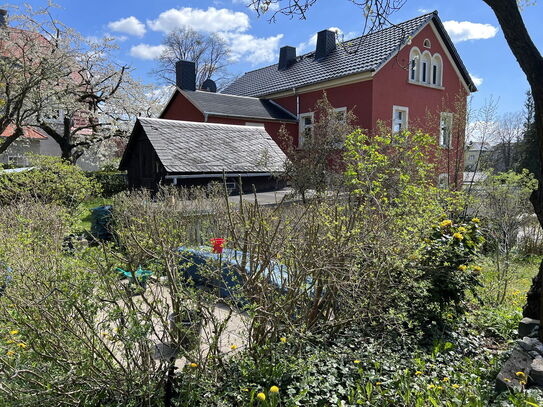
[
  {"x1": 223, "y1": 11, "x2": 476, "y2": 97},
  {"x1": 123, "y1": 118, "x2": 287, "y2": 174},
  {"x1": 179, "y1": 90, "x2": 297, "y2": 122}
]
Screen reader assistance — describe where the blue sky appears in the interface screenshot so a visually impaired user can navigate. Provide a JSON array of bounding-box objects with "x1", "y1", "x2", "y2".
[{"x1": 14, "y1": 0, "x2": 543, "y2": 116}]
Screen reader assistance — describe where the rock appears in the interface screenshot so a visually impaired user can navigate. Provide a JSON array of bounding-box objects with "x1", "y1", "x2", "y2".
[
  {"x1": 517, "y1": 337, "x2": 543, "y2": 356},
  {"x1": 496, "y1": 348, "x2": 532, "y2": 392},
  {"x1": 519, "y1": 317, "x2": 540, "y2": 338},
  {"x1": 530, "y1": 357, "x2": 543, "y2": 385}
]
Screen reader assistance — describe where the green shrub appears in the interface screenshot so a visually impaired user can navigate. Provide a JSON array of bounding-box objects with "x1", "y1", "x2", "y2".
[
  {"x1": 0, "y1": 155, "x2": 100, "y2": 209},
  {"x1": 87, "y1": 170, "x2": 127, "y2": 197}
]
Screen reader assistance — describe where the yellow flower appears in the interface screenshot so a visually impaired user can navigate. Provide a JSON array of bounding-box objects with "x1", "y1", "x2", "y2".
[
  {"x1": 440, "y1": 220, "x2": 452, "y2": 228},
  {"x1": 442, "y1": 377, "x2": 449, "y2": 382},
  {"x1": 9, "y1": 330, "x2": 19, "y2": 335},
  {"x1": 6, "y1": 350, "x2": 15, "y2": 357},
  {"x1": 437, "y1": 386, "x2": 443, "y2": 390},
  {"x1": 520, "y1": 380, "x2": 527, "y2": 385},
  {"x1": 427, "y1": 384, "x2": 435, "y2": 389},
  {"x1": 280, "y1": 337, "x2": 287, "y2": 343},
  {"x1": 453, "y1": 232, "x2": 463, "y2": 240},
  {"x1": 504, "y1": 378, "x2": 511, "y2": 383},
  {"x1": 473, "y1": 265, "x2": 482, "y2": 272},
  {"x1": 415, "y1": 371, "x2": 423, "y2": 375},
  {"x1": 458, "y1": 227, "x2": 467, "y2": 233},
  {"x1": 256, "y1": 392, "x2": 266, "y2": 401},
  {"x1": 452, "y1": 384, "x2": 460, "y2": 389},
  {"x1": 17, "y1": 343, "x2": 26, "y2": 349},
  {"x1": 515, "y1": 371, "x2": 525, "y2": 377},
  {"x1": 270, "y1": 385, "x2": 279, "y2": 393},
  {"x1": 190, "y1": 362, "x2": 198, "y2": 368},
  {"x1": 458, "y1": 265, "x2": 467, "y2": 271},
  {"x1": 241, "y1": 388, "x2": 249, "y2": 392},
  {"x1": 230, "y1": 344, "x2": 238, "y2": 350},
  {"x1": 471, "y1": 217, "x2": 480, "y2": 224},
  {"x1": 354, "y1": 360, "x2": 361, "y2": 364},
  {"x1": 5, "y1": 339, "x2": 14, "y2": 344}
]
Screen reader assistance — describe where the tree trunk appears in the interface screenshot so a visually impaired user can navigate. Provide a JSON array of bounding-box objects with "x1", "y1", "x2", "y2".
[
  {"x1": 0, "y1": 126, "x2": 24, "y2": 155},
  {"x1": 482, "y1": 1, "x2": 543, "y2": 333}
]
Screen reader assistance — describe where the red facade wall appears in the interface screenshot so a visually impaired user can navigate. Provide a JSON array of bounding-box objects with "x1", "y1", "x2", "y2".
[{"x1": 371, "y1": 23, "x2": 468, "y2": 181}]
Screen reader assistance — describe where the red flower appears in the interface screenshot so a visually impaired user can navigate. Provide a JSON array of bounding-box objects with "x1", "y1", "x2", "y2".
[{"x1": 210, "y1": 238, "x2": 225, "y2": 254}]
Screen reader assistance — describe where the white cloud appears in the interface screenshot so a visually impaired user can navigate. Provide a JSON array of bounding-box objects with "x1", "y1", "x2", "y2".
[
  {"x1": 442, "y1": 20, "x2": 498, "y2": 43},
  {"x1": 470, "y1": 74, "x2": 483, "y2": 87},
  {"x1": 130, "y1": 44, "x2": 167, "y2": 60},
  {"x1": 222, "y1": 32, "x2": 284, "y2": 64},
  {"x1": 418, "y1": 8, "x2": 432, "y2": 13},
  {"x1": 107, "y1": 16, "x2": 146, "y2": 37},
  {"x1": 148, "y1": 7, "x2": 250, "y2": 33}
]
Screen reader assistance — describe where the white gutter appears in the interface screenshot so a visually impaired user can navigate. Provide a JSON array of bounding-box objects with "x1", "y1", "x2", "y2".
[{"x1": 165, "y1": 172, "x2": 273, "y2": 180}]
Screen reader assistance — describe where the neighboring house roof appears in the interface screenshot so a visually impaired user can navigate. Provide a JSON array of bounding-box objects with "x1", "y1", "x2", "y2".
[
  {"x1": 223, "y1": 11, "x2": 476, "y2": 97},
  {"x1": 121, "y1": 118, "x2": 287, "y2": 174},
  {"x1": 463, "y1": 171, "x2": 487, "y2": 184},
  {"x1": 466, "y1": 141, "x2": 491, "y2": 152},
  {"x1": 164, "y1": 89, "x2": 298, "y2": 122},
  {"x1": 0, "y1": 124, "x2": 47, "y2": 140}
]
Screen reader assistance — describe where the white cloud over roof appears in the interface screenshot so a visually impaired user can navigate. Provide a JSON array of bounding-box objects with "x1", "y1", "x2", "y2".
[
  {"x1": 147, "y1": 7, "x2": 250, "y2": 33},
  {"x1": 442, "y1": 20, "x2": 498, "y2": 43},
  {"x1": 107, "y1": 16, "x2": 146, "y2": 37}
]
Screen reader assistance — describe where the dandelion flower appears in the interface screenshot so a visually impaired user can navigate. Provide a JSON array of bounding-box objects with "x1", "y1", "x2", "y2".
[
  {"x1": 440, "y1": 220, "x2": 452, "y2": 228},
  {"x1": 473, "y1": 265, "x2": 482, "y2": 272},
  {"x1": 452, "y1": 384, "x2": 460, "y2": 389},
  {"x1": 458, "y1": 227, "x2": 467, "y2": 233},
  {"x1": 6, "y1": 350, "x2": 15, "y2": 357},
  {"x1": 354, "y1": 360, "x2": 361, "y2": 364},
  {"x1": 280, "y1": 337, "x2": 287, "y2": 343},
  {"x1": 515, "y1": 371, "x2": 525, "y2": 377},
  {"x1": 520, "y1": 380, "x2": 527, "y2": 385},
  {"x1": 231, "y1": 344, "x2": 238, "y2": 350},
  {"x1": 17, "y1": 343, "x2": 26, "y2": 349},
  {"x1": 270, "y1": 385, "x2": 279, "y2": 393},
  {"x1": 458, "y1": 265, "x2": 467, "y2": 271},
  {"x1": 256, "y1": 392, "x2": 266, "y2": 401},
  {"x1": 442, "y1": 377, "x2": 449, "y2": 382},
  {"x1": 415, "y1": 371, "x2": 423, "y2": 375},
  {"x1": 9, "y1": 330, "x2": 19, "y2": 335},
  {"x1": 471, "y1": 217, "x2": 480, "y2": 224},
  {"x1": 376, "y1": 382, "x2": 382, "y2": 386},
  {"x1": 427, "y1": 384, "x2": 435, "y2": 389},
  {"x1": 453, "y1": 232, "x2": 463, "y2": 240},
  {"x1": 190, "y1": 362, "x2": 198, "y2": 368}
]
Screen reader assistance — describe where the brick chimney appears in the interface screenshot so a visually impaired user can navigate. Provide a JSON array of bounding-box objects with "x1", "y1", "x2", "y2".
[
  {"x1": 175, "y1": 60, "x2": 196, "y2": 91},
  {"x1": 315, "y1": 29, "x2": 336, "y2": 61},
  {"x1": 278, "y1": 46, "x2": 296, "y2": 70}
]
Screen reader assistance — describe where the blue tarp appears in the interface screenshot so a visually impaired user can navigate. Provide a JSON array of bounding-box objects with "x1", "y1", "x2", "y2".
[{"x1": 178, "y1": 247, "x2": 292, "y2": 299}]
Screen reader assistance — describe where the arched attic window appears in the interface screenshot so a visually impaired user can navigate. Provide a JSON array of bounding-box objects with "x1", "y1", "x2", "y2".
[
  {"x1": 409, "y1": 47, "x2": 421, "y2": 82},
  {"x1": 423, "y1": 39, "x2": 431, "y2": 48},
  {"x1": 421, "y1": 51, "x2": 432, "y2": 84},
  {"x1": 431, "y1": 54, "x2": 443, "y2": 86}
]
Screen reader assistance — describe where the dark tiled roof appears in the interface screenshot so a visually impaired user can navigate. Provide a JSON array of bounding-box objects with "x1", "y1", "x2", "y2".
[
  {"x1": 223, "y1": 11, "x2": 476, "y2": 97},
  {"x1": 181, "y1": 90, "x2": 297, "y2": 122},
  {"x1": 137, "y1": 118, "x2": 286, "y2": 174}
]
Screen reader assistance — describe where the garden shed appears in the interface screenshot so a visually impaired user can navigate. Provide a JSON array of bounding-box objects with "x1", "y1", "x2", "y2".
[{"x1": 119, "y1": 117, "x2": 287, "y2": 193}]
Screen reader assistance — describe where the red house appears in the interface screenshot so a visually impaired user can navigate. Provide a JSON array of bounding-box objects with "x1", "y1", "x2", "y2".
[{"x1": 125, "y1": 11, "x2": 476, "y2": 190}]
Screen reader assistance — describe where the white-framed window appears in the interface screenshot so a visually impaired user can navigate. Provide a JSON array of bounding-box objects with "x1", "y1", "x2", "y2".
[
  {"x1": 299, "y1": 112, "x2": 314, "y2": 147},
  {"x1": 423, "y1": 38, "x2": 432, "y2": 48},
  {"x1": 392, "y1": 105, "x2": 409, "y2": 132},
  {"x1": 334, "y1": 107, "x2": 347, "y2": 122},
  {"x1": 440, "y1": 112, "x2": 453, "y2": 148},
  {"x1": 421, "y1": 51, "x2": 431, "y2": 84},
  {"x1": 409, "y1": 47, "x2": 421, "y2": 82},
  {"x1": 431, "y1": 54, "x2": 443, "y2": 86},
  {"x1": 468, "y1": 153, "x2": 476, "y2": 161},
  {"x1": 7, "y1": 155, "x2": 25, "y2": 166},
  {"x1": 438, "y1": 173, "x2": 449, "y2": 188}
]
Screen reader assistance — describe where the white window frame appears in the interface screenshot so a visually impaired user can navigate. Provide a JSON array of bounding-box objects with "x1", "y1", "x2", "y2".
[
  {"x1": 431, "y1": 54, "x2": 443, "y2": 87},
  {"x1": 334, "y1": 107, "x2": 347, "y2": 122},
  {"x1": 440, "y1": 112, "x2": 454, "y2": 148},
  {"x1": 423, "y1": 38, "x2": 432, "y2": 48},
  {"x1": 298, "y1": 112, "x2": 314, "y2": 148},
  {"x1": 392, "y1": 105, "x2": 409, "y2": 133},
  {"x1": 409, "y1": 47, "x2": 421, "y2": 82}
]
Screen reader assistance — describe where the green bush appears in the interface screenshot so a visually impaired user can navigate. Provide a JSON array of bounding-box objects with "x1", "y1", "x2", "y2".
[
  {"x1": 87, "y1": 170, "x2": 127, "y2": 197},
  {"x1": 0, "y1": 155, "x2": 100, "y2": 209}
]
